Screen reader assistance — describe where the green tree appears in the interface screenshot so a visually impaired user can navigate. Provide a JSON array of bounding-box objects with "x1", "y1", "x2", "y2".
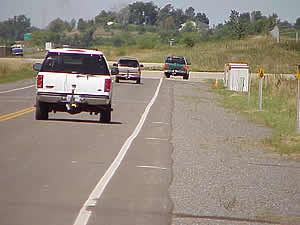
[
  {"x1": 0, "y1": 15, "x2": 31, "y2": 42},
  {"x1": 70, "y1": 19, "x2": 76, "y2": 30},
  {"x1": 185, "y1": 7, "x2": 195, "y2": 20},
  {"x1": 79, "y1": 27, "x2": 96, "y2": 47},
  {"x1": 48, "y1": 18, "x2": 67, "y2": 33},
  {"x1": 95, "y1": 10, "x2": 116, "y2": 25},
  {"x1": 182, "y1": 32, "x2": 197, "y2": 47},
  {"x1": 128, "y1": 1, "x2": 158, "y2": 25},
  {"x1": 159, "y1": 16, "x2": 176, "y2": 30},
  {"x1": 77, "y1": 18, "x2": 93, "y2": 32},
  {"x1": 295, "y1": 17, "x2": 300, "y2": 29},
  {"x1": 181, "y1": 21, "x2": 197, "y2": 32},
  {"x1": 172, "y1": 8, "x2": 185, "y2": 28},
  {"x1": 195, "y1": 12, "x2": 209, "y2": 25},
  {"x1": 226, "y1": 10, "x2": 248, "y2": 39},
  {"x1": 30, "y1": 30, "x2": 60, "y2": 46},
  {"x1": 157, "y1": 4, "x2": 174, "y2": 22}
]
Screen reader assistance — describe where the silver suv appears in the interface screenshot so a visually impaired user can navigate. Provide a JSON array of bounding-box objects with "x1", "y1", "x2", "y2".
[{"x1": 113, "y1": 58, "x2": 143, "y2": 84}]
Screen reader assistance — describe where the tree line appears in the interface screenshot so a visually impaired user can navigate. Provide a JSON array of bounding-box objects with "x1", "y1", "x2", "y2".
[{"x1": 0, "y1": 1, "x2": 300, "y2": 48}]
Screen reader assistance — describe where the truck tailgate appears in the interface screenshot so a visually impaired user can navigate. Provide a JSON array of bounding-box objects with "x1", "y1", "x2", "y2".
[
  {"x1": 118, "y1": 66, "x2": 138, "y2": 74},
  {"x1": 65, "y1": 74, "x2": 110, "y2": 95},
  {"x1": 166, "y1": 63, "x2": 184, "y2": 71}
]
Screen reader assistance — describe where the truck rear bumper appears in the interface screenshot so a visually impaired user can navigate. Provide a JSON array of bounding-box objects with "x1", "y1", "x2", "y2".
[
  {"x1": 165, "y1": 70, "x2": 188, "y2": 76},
  {"x1": 117, "y1": 74, "x2": 140, "y2": 80},
  {"x1": 37, "y1": 92, "x2": 110, "y2": 105}
]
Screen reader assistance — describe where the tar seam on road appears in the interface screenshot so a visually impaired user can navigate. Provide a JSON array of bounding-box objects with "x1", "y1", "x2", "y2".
[
  {"x1": 248, "y1": 162, "x2": 300, "y2": 169},
  {"x1": 0, "y1": 85, "x2": 34, "y2": 94},
  {"x1": 0, "y1": 107, "x2": 35, "y2": 122},
  {"x1": 73, "y1": 78, "x2": 163, "y2": 225}
]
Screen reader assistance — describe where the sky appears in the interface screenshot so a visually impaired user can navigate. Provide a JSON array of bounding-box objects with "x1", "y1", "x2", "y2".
[{"x1": 1, "y1": 0, "x2": 299, "y2": 28}]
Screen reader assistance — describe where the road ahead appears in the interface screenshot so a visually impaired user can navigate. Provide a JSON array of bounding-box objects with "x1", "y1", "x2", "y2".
[{"x1": 0, "y1": 75, "x2": 173, "y2": 225}]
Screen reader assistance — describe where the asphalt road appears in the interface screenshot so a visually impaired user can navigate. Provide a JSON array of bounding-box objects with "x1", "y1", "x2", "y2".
[
  {"x1": 0, "y1": 73, "x2": 174, "y2": 225},
  {"x1": 1, "y1": 70, "x2": 300, "y2": 225}
]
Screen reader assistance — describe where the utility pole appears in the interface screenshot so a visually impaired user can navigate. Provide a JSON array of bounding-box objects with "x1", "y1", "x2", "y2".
[
  {"x1": 258, "y1": 68, "x2": 264, "y2": 111},
  {"x1": 297, "y1": 65, "x2": 300, "y2": 134}
]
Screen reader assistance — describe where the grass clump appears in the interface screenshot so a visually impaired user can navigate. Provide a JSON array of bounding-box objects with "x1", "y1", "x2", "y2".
[{"x1": 211, "y1": 75, "x2": 300, "y2": 155}]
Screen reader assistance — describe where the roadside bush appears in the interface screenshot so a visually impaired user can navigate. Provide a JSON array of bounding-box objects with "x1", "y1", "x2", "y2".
[
  {"x1": 136, "y1": 33, "x2": 159, "y2": 49},
  {"x1": 181, "y1": 32, "x2": 198, "y2": 47},
  {"x1": 116, "y1": 48, "x2": 127, "y2": 56},
  {"x1": 112, "y1": 36, "x2": 125, "y2": 47}
]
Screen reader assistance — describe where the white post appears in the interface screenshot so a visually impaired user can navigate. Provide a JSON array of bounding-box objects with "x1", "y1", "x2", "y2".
[
  {"x1": 297, "y1": 65, "x2": 300, "y2": 134},
  {"x1": 248, "y1": 71, "x2": 251, "y2": 106},
  {"x1": 297, "y1": 79, "x2": 300, "y2": 134},
  {"x1": 258, "y1": 78, "x2": 263, "y2": 111},
  {"x1": 258, "y1": 69, "x2": 264, "y2": 111}
]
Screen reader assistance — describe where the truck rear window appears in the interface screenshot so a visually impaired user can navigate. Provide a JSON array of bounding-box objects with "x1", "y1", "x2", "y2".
[
  {"x1": 119, "y1": 59, "x2": 139, "y2": 67},
  {"x1": 166, "y1": 57, "x2": 185, "y2": 64},
  {"x1": 41, "y1": 53, "x2": 110, "y2": 75}
]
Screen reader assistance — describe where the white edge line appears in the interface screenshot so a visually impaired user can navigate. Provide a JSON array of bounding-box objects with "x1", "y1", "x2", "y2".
[
  {"x1": 73, "y1": 77, "x2": 163, "y2": 225},
  {"x1": 152, "y1": 122, "x2": 169, "y2": 125},
  {"x1": 136, "y1": 166, "x2": 168, "y2": 170},
  {"x1": 145, "y1": 137, "x2": 168, "y2": 141},
  {"x1": 0, "y1": 85, "x2": 35, "y2": 94}
]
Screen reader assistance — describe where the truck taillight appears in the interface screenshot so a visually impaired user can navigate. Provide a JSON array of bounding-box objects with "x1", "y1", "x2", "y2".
[
  {"x1": 104, "y1": 79, "x2": 111, "y2": 92},
  {"x1": 164, "y1": 63, "x2": 168, "y2": 68},
  {"x1": 37, "y1": 75, "x2": 43, "y2": 88},
  {"x1": 183, "y1": 65, "x2": 188, "y2": 70}
]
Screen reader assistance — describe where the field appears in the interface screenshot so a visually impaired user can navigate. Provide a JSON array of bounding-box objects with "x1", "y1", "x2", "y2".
[
  {"x1": 98, "y1": 36, "x2": 300, "y2": 73},
  {"x1": 0, "y1": 61, "x2": 36, "y2": 84}
]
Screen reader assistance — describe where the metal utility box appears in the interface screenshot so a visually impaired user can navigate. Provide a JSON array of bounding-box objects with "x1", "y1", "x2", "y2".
[
  {"x1": 224, "y1": 63, "x2": 249, "y2": 92},
  {"x1": 0, "y1": 46, "x2": 12, "y2": 57}
]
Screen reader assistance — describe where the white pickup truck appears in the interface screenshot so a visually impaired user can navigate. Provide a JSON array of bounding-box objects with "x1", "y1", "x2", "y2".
[{"x1": 33, "y1": 47, "x2": 113, "y2": 123}]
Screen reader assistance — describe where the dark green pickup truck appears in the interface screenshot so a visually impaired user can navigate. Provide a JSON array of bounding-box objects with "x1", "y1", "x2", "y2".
[{"x1": 164, "y1": 56, "x2": 190, "y2": 80}]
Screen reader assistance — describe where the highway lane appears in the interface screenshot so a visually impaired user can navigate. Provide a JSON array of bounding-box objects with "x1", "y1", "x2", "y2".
[{"x1": 0, "y1": 76, "x2": 173, "y2": 225}]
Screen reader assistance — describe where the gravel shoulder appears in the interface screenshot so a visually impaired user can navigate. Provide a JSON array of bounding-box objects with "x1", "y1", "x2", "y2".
[{"x1": 169, "y1": 79, "x2": 300, "y2": 225}]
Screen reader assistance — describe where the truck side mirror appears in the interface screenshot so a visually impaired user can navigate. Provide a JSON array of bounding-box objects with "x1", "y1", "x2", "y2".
[
  {"x1": 33, "y1": 63, "x2": 42, "y2": 71},
  {"x1": 111, "y1": 67, "x2": 119, "y2": 75}
]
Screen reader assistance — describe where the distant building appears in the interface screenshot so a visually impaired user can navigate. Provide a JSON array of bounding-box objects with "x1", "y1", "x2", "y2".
[
  {"x1": 106, "y1": 21, "x2": 115, "y2": 26},
  {"x1": 179, "y1": 21, "x2": 197, "y2": 31}
]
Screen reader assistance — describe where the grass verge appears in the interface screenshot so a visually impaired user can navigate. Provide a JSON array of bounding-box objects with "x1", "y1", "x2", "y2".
[
  {"x1": 210, "y1": 76, "x2": 300, "y2": 155},
  {"x1": 0, "y1": 62, "x2": 36, "y2": 84}
]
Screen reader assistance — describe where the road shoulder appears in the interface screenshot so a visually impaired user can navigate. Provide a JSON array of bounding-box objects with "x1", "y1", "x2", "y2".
[{"x1": 170, "y1": 79, "x2": 300, "y2": 225}]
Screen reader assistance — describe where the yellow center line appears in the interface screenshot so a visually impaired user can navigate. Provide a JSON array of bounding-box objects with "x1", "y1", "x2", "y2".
[{"x1": 0, "y1": 107, "x2": 35, "y2": 122}]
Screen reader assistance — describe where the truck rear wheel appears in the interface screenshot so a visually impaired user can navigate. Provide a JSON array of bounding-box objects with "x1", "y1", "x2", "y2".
[
  {"x1": 136, "y1": 77, "x2": 141, "y2": 84},
  {"x1": 165, "y1": 72, "x2": 170, "y2": 78},
  {"x1": 35, "y1": 101, "x2": 49, "y2": 120},
  {"x1": 100, "y1": 109, "x2": 111, "y2": 123},
  {"x1": 183, "y1": 73, "x2": 189, "y2": 80}
]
